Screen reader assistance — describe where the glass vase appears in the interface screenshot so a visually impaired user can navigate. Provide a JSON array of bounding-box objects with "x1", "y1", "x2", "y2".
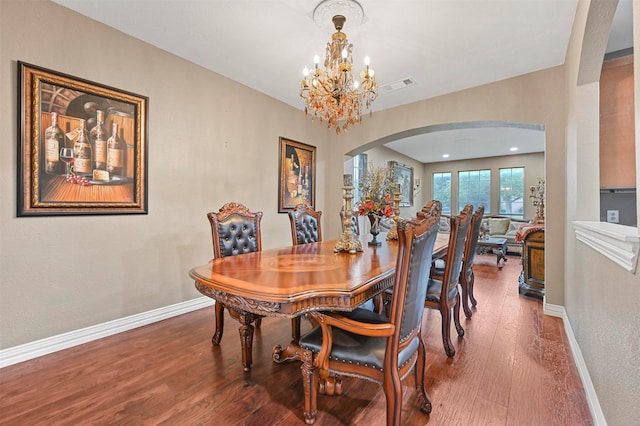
[{"x1": 367, "y1": 213, "x2": 382, "y2": 246}]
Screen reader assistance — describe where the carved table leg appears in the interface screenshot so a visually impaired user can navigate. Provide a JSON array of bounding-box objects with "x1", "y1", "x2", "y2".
[
  {"x1": 301, "y1": 349, "x2": 318, "y2": 425},
  {"x1": 228, "y1": 308, "x2": 257, "y2": 372},
  {"x1": 318, "y1": 374, "x2": 342, "y2": 395}
]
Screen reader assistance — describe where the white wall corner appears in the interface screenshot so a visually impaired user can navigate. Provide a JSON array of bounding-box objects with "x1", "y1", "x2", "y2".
[
  {"x1": 573, "y1": 221, "x2": 639, "y2": 273},
  {"x1": 0, "y1": 297, "x2": 215, "y2": 369}
]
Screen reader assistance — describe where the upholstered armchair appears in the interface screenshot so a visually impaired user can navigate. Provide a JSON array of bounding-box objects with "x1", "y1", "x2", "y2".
[
  {"x1": 425, "y1": 204, "x2": 472, "y2": 357},
  {"x1": 299, "y1": 214, "x2": 440, "y2": 425},
  {"x1": 289, "y1": 204, "x2": 322, "y2": 245},
  {"x1": 207, "y1": 202, "x2": 263, "y2": 348}
]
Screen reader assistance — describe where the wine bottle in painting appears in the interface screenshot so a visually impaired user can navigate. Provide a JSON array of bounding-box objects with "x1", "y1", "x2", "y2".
[
  {"x1": 107, "y1": 122, "x2": 124, "y2": 176},
  {"x1": 44, "y1": 112, "x2": 64, "y2": 175},
  {"x1": 73, "y1": 119, "x2": 92, "y2": 175},
  {"x1": 90, "y1": 110, "x2": 108, "y2": 170}
]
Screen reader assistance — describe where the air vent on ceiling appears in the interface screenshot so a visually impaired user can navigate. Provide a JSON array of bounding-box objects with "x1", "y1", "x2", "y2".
[{"x1": 379, "y1": 78, "x2": 416, "y2": 93}]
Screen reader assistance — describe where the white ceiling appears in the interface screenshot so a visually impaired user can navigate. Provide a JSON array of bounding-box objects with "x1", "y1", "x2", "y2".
[{"x1": 52, "y1": 0, "x2": 633, "y2": 163}]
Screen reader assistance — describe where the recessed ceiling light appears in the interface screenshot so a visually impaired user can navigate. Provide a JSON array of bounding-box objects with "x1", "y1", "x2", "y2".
[
  {"x1": 510, "y1": 147, "x2": 519, "y2": 152},
  {"x1": 442, "y1": 154, "x2": 449, "y2": 158}
]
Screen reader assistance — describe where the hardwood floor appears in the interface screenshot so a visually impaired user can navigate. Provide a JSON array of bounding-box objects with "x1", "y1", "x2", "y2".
[{"x1": 0, "y1": 253, "x2": 592, "y2": 425}]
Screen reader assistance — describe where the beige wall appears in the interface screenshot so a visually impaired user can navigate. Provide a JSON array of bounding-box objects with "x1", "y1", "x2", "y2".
[
  {"x1": 423, "y1": 152, "x2": 545, "y2": 219},
  {"x1": 330, "y1": 67, "x2": 567, "y2": 306},
  {"x1": 0, "y1": 0, "x2": 329, "y2": 348},
  {"x1": 562, "y1": 1, "x2": 640, "y2": 425},
  {"x1": 2, "y1": 0, "x2": 567, "y2": 341}
]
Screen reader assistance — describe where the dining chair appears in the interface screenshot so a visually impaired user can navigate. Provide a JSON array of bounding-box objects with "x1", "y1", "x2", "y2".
[
  {"x1": 207, "y1": 202, "x2": 263, "y2": 347},
  {"x1": 428, "y1": 205, "x2": 484, "y2": 319},
  {"x1": 419, "y1": 199, "x2": 442, "y2": 219},
  {"x1": 339, "y1": 207, "x2": 360, "y2": 235},
  {"x1": 459, "y1": 205, "x2": 485, "y2": 318},
  {"x1": 289, "y1": 203, "x2": 322, "y2": 245},
  {"x1": 424, "y1": 204, "x2": 472, "y2": 357},
  {"x1": 298, "y1": 214, "x2": 440, "y2": 425},
  {"x1": 418, "y1": 199, "x2": 447, "y2": 282}
]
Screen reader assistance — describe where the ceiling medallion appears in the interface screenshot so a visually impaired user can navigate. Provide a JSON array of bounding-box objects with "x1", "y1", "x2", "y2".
[
  {"x1": 313, "y1": 0, "x2": 364, "y2": 32},
  {"x1": 300, "y1": 1, "x2": 377, "y2": 134}
]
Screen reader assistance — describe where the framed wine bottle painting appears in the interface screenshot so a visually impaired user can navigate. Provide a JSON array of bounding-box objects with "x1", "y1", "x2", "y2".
[
  {"x1": 278, "y1": 137, "x2": 316, "y2": 213},
  {"x1": 17, "y1": 61, "x2": 148, "y2": 216}
]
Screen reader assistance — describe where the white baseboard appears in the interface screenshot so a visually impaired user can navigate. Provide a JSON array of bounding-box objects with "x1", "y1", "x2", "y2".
[
  {"x1": 544, "y1": 302, "x2": 607, "y2": 426},
  {"x1": 0, "y1": 297, "x2": 215, "y2": 369}
]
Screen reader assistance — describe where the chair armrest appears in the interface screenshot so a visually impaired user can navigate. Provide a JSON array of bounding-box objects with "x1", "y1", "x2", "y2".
[
  {"x1": 307, "y1": 311, "x2": 395, "y2": 337},
  {"x1": 306, "y1": 311, "x2": 395, "y2": 375}
]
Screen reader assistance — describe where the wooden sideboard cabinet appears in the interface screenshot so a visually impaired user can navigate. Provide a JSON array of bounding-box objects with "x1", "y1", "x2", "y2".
[{"x1": 518, "y1": 229, "x2": 545, "y2": 299}]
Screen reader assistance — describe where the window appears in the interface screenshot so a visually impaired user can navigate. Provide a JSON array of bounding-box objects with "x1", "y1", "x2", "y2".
[
  {"x1": 458, "y1": 170, "x2": 491, "y2": 213},
  {"x1": 353, "y1": 154, "x2": 367, "y2": 206},
  {"x1": 499, "y1": 167, "x2": 525, "y2": 219},
  {"x1": 432, "y1": 172, "x2": 452, "y2": 214}
]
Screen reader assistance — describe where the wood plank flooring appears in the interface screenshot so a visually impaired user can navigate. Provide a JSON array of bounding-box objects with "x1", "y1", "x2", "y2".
[{"x1": 0, "y1": 254, "x2": 593, "y2": 425}]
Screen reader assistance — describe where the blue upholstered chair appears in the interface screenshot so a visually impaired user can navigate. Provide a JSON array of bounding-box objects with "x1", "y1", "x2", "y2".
[
  {"x1": 425, "y1": 204, "x2": 472, "y2": 357},
  {"x1": 298, "y1": 214, "x2": 440, "y2": 425}
]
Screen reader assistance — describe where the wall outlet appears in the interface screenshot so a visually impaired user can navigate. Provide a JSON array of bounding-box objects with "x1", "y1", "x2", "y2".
[{"x1": 606, "y1": 210, "x2": 619, "y2": 223}]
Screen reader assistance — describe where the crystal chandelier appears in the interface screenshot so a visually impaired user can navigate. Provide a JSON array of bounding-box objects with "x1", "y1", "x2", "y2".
[{"x1": 300, "y1": 14, "x2": 377, "y2": 134}]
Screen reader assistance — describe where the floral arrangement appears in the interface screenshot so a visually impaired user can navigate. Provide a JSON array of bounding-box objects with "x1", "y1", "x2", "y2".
[{"x1": 356, "y1": 163, "x2": 395, "y2": 218}]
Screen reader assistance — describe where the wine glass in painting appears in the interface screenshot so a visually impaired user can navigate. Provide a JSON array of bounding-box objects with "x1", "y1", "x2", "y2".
[{"x1": 59, "y1": 147, "x2": 74, "y2": 177}]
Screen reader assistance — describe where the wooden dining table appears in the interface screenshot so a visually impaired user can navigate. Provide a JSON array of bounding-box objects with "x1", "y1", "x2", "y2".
[{"x1": 189, "y1": 233, "x2": 449, "y2": 374}]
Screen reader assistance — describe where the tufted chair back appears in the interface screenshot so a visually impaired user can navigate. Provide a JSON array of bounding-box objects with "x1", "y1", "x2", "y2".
[
  {"x1": 208, "y1": 202, "x2": 263, "y2": 259},
  {"x1": 288, "y1": 204, "x2": 322, "y2": 245}
]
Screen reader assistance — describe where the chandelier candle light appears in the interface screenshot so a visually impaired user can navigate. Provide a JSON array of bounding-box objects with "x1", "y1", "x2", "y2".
[{"x1": 300, "y1": 11, "x2": 377, "y2": 134}]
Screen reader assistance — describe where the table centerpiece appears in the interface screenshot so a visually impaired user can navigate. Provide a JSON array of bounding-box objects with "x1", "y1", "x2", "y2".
[{"x1": 356, "y1": 163, "x2": 395, "y2": 246}]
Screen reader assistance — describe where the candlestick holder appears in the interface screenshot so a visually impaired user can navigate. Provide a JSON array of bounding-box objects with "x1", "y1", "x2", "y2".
[
  {"x1": 386, "y1": 186, "x2": 401, "y2": 241},
  {"x1": 335, "y1": 175, "x2": 363, "y2": 254},
  {"x1": 529, "y1": 177, "x2": 545, "y2": 223}
]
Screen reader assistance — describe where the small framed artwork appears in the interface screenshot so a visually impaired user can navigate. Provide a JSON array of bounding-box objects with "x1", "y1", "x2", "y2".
[
  {"x1": 388, "y1": 161, "x2": 414, "y2": 207},
  {"x1": 278, "y1": 137, "x2": 316, "y2": 213},
  {"x1": 17, "y1": 61, "x2": 148, "y2": 216}
]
